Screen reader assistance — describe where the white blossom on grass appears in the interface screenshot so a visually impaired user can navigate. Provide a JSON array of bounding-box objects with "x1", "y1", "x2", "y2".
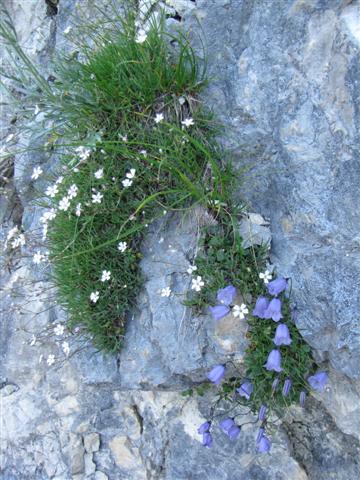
[
  {"x1": 75, "y1": 146, "x2": 91, "y2": 161},
  {"x1": 187, "y1": 265, "x2": 197, "y2": 275},
  {"x1": 62, "y1": 341, "x2": 70, "y2": 356},
  {"x1": 75, "y1": 203, "x2": 82, "y2": 217},
  {"x1": 92, "y1": 191, "x2": 103, "y2": 204},
  {"x1": 47, "y1": 354, "x2": 55, "y2": 366},
  {"x1": 191, "y1": 276, "x2": 204, "y2": 292},
  {"x1": 122, "y1": 178, "x2": 133, "y2": 188},
  {"x1": 45, "y1": 184, "x2": 59, "y2": 198},
  {"x1": 126, "y1": 168, "x2": 136, "y2": 179},
  {"x1": 259, "y1": 270, "x2": 272, "y2": 284},
  {"x1": 135, "y1": 29, "x2": 147, "y2": 43},
  {"x1": 55, "y1": 176, "x2": 64, "y2": 185},
  {"x1": 31, "y1": 166, "x2": 43, "y2": 180},
  {"x1": 67, "y1": 184, "x2": 78, "y2": 199},
  {"x1": 94, "y1": 168, "x2": 104, "y2": 179},
  {"x1": 181, "y1": 118, "x2": 194, "y2": 128},
  {"x1": 118, "y1": 241, "x2": 127, "y2": 252},
  {"x1": 161, "y1": 287, "x2": 172, "y2": 298},
  {"x1": 233, "y1": 304, "x2": 249, "y2": 319},
  {"x1": 40, "y1": 209, "x2": 56, "y2": 223},
  {"x1": 54, "y1": 324, "x2": 65, "y2": 336},
  {"x1": 101, "y1": 270, "x2": 111, "y2": 282},
  {"x1": 59, "y1": 196, "x2": 71, "y2": 211},
  {"x1": 90, "y1": 291, "x2": 100, "y2": 303},
  {"x1": 140, "y1": 149, "x2": 147, "y2": 157},
  {"x1": 154, "y1": 113, "x2": 164, "y2": 124},
  {"x1": 33, "y1": 251, "x2": 45, "y2": 264}
]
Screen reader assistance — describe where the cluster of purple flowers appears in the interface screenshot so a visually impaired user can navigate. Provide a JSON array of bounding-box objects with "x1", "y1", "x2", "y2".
[{"x1": 200, "y1": 278, "x2": 329, "y2": 454}]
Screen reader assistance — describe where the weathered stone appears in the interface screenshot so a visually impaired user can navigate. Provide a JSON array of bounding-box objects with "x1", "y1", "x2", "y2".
[
  {"x1": 239, "y1": 213, "x2": 272, "y2": 249},
  {"x1": 83, "y1": 432, "x2": 100, "y2": 453}
]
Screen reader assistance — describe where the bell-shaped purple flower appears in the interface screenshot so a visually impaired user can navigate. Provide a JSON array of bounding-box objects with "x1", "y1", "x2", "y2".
[
  {"x1": 202, "y1": 432, "x2": 212, "y2": 447},
  {"x1": 263, "y1": 298, "x2": 283, "y2": 322},
  {"x1": 236, "y1": 381, "x2": 253, "y2": 400},
  {"x1": 256, "y1": 428, "x2": 265, "y2": 443},
  {"x1": 307, "y1": 371, "x2": 328, "y2": 392},
  {"x1": 217, "y1": 285, "x2": 237, "y2": 306},
  {"x1": 267, "y1": 277, "x2": 288, "y2": 296},
  {"x1": 209, "y1": 305, "x2": 230, "y2": 320},
  {"x1": 227, "y1": 425, "x2": 241, "y2": 441},
  {"x1": 197, "y1": 421, "x2": 211, "y2": 434},
  {"x1": 252, "y1": 296, "x2": 269, "y2": 319},
  {"x1": 299, "y1": 391, "x2": 306, "y2": 408},
  {"x1": 207, "y1": 364, "x2": 226, "y2": 385},
  {"x1": 258, "y1": 404, "x2": 267, "y2": 421},
  {"x1": 219, "y1": 418, "x2": 234, "y2": 433},
  {"x1": 273, "y1": 323, "x2": 292, "y2": 346},
  {"x1": 272, "y1": 377, "x2": 280, "y2": 392},
  {"x1": 264, "y1": 349, "x2": 283, "y2": 372},
  {"x1": 282, "y1": 378, "x2": 292, "y2": 397},
  {"x1": 257, "y1": 435, "x2": 271, "y2": 453}
]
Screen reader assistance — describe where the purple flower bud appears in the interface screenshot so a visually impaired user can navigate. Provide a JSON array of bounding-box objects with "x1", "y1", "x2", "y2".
[
  {"x1": 202, "y1": 432, "x2": 212, "y2": 447},
  {"x1": 197, "y1": 421, "x2": 211, "y2": 434},
  {"x1": 227, "y1": 425, "x2": 241, "y2": 441},
  {"x1": 300, "y1": 391, "x2": 306, "y2": 407},
  {"x1": 217, "y1": 285, "x2": 237, "y2": 306},
  {"x1": 267, "y1": 277, "x2": 288, "y2": 296},
  {"x1": 263, "y1": 298, "x2": 283, "y2": 322},
  {"x1": 307, "y1": 371, "x2": 328, "y2": 392},
  {"x1": 207, "y1": 364, "x2": 226, "y2": 385},
  {"x1": 264, "y1": 349, "x2": 283, "y2": 372},
  {"x1": 208, "y1": 305, "x2": 230, "y2": 320},
  {"x1": 258, "y1": 404, "x2": 267, "y2": 421},
  {"x1": 236, "y1": 381, "x2": 253, "y2": 400},
  {"x1": 273, "y1": 323, "x2": 292, "y2": 346},
  {"x1": 252, "y1": 296, "x2": 270, "y2": 318},
  {"x1": 282, "y1": 378, "x2": 292, "y2": 397},
  {"x1": 219, "y1": 418, "x2": 234, "y2": 433},
  {"x1": 257, "y1": 435, "x2": 271, "y2": 453},
  {"x1": 256, "y1": 428, "x2": 265, "y2": 443},
  {"x1": 272, "y1": 377, "x2": 280, "y2": 392}
]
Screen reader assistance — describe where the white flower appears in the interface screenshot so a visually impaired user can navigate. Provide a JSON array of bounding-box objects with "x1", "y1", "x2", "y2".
[
  {"x1": 135, "y1": 29, "x2": 147, "y2": 44},
  {"x1": 101, "y1": 270, "x2": 111, "y2": 282},
  {"x1": 42, "y1": 224, "x2": 48, "y2": 241},
  {"x1": 154, "y1": 113, "x2": 164, "y2": 124},
  {"x1": 62, "y1": 341, "x2": 70, "y2": 356},
  {"x1": 94, "y1": 168, "x2": 104, "y2": 179},
  {"x1": 59, "y1": 196, "x2": 71, "y2": 211},
  {"x1": 75, "y1": 203, "x2": 82, "y2": 217},
  {"x1": 187, "y1": 265, "x2": 197, "y2": 275},
  {"x1": 40, "y1": 209, "x2": 56, "y2": 223},
  {"x1": 45, "y1": 184, "x2": 59, "y2": 198},
  {"x1": 33, "y1": 251, "x2": 44, "y2": 264},
  {"x1": 191, "y1": 276, "x2": 204, "y2": 292},
  {"x1": 161, "y1": 287, "x2": 172, "y2": 297},
  {"x1": 64, "y1": 25, "x2": 72, "y2": 34},
  {"x1": 120, "y1": 134, "x2": 128, "y2": 142},
  {"x1": 140, "y1": 149, "x2": 147, "y2": 157},
  {"x1": 118, "y1": 241, "x2": 127, "y2": 252},
  {"x1": 259, "y1": 270, "x2": 272, "y2": 284},
  {"x1": 31, "y1": 166, "x2": 43, "y2": 180},
  {"x1": 11, "y1": 234, "x2": 25, "y2": 249},
  {"x1": 122, "y1": 178, "x2": 133, "y2": 188},
  {"x1": 90, "y1": 291, "x2": 100, "y2": 303},
  {"x1": 90, "y1": 73, "x2": 96, "y2": 80},
  {"x1": 181, "y1": 118, "x2": 194, "y2": 128},
  {"x1": 233, "y1": 303, "x2": 249, "y2": 319},
  {"x1": 75, "y1": 146, "x2": 91, "y2": 161},
  {"x1": 54, "y1": 324, "x2": 65, "y2": 336},
  {"x1": 92, "y1": 191, "x2": 103, "y2": 204},
  {"x1": 67, "y1": 184, "x2": 78, "y2": 199},
  {"x1": 47, "y1": 354, "x2": 55, "y2": 366},
  {"x1": 6, "y1": 226, "x2": 18, "y2": 241},
  {"x1": 55, "y1": 176, "x2": 64, "y2": 184},
  {"x1": 126, "y1": 168, "x2": 136, "y2": 179}
]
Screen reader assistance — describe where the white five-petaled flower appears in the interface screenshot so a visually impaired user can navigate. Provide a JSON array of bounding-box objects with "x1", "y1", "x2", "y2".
[
  {"x1": 59, "y1": 196, "x2": 71, "y2": 211},
  {"x1": 191, "y1": 276, "x2": 204, "y2": 292},
  {"x1": 62, "y1": 341, "x2": 70, "y2": 356},
  {"x1": 181, "y1": 117, "x2": 194, "y2": 128},
  {"x1": 187, "y1": 265, "x2": 197, "y2": 275},
  {"x1": 135, "y1": 29, "x2": 147, "y2": 44},
  {"x1": 45, "y1": 184, "x2": 59, "y2": 198},
  {"x1": 90, "y1": 291, "x2": 100, "y2": 303},
  {"x1": 31, "y1": 166, "x2": 43, "y2": 180},
  {"x1": 122, "y1": 178, "x2": 133, "y2": 188},
  {"x1": 259, "y1": 270, "x2": 272, "y2": 284},
  {"x1": 154, "y1": 113, "x2": 164, "y2": 124},
  {"x1": 92, "y1": 191, "x2": 103, "y2": 204},
  {"x1": 118, "y1": 241, "x2": 127, "y2": 253},
  {"x1": 11, "y1": 233, "x2": 25, "y2": 249},
  {"x1": 161, "y1": 287, "x2": 172, "y2": 298},
  {"x1": 233, "y1": 303, "x2": 249, "y2": 319},
  {"x1": 67, "y1": 184, "x2": 78, "y2": 199},
  {"x1": 56, "y1": 176, "x2": 64, "y2": 185},
  {"x1": 54, "y1": 324, "x2": 65, "y2": 336},
  {"x1": 126, "y1": 168, "x2": 136, "y2": 179},
  {"x1": 47, "y1": 354, "x2": 55, "y2": 366},
  {"x1": 94, "y1": 168, "x2": 104, "y2": 179},
  {"x1": 75, "y1": 146, "x2": 91, "y2": 161},
  {"x1": 40, "y1": 209, "x2": 56, "y2": 224},
  {"x1": 33, "y1": 251, "x2": 45, "y2": 264},
  {"x1": 75, "y1": 203, "x2": 82, "y2": 217},
  {"x1": 120, "y1": 134, "x2": 128, "y2": 142},
  {"x1": 101, "y1": 270, "x2": 111, "y2": 282}
]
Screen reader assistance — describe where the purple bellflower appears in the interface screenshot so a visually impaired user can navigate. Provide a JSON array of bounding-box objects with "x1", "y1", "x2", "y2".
[
  {"x1": 256, "y1": 428, "x2": 265, "y2": 443},
  {"x1": 207, "y1": 364, "x2": 226, "y2": 385},
  {"x1": 236, "y1": 381, "x2": 253, "y2": 400},
  {"x1": 272, "y1": 377, "x2": 280, "y2": 392},
  {"x1": 257, "y1": 435, "x2": 271, "y2": 453},
  {"x1": 197, "y1": 422, "x2": 211, "y2": 434},
  {"x1": 307, "y1": 371, "x2": 328, "y2": 392},
  {"x1": 263, "y1": 298, "x2": 283, "y2": 322},
  {"x1": 252, "y1": 296, "x2": 270, "y2": 319},
  {"x1": 299, "y1": 391, "x2": 306, "y2": 408},
  {"x1": 202, "y1": 432, "x2": 212, "y2": 447},
  {"x1": 264, "y1": 349, "x2": 283, "y2": 372},
  {"x1": 219, "y1": 418, "x2": 234, "y2": 433},
  {"x1": 273, "y1": 323, "x2": 292, "y2": 346},
  {"x1": 282, "y1": 378, "x2": 292, "y2": 397},
  {"x1": 209, "y1": 305, "x2": 230, "y2": 321},
  {"x1": 267, "y1": 277, "x2": 288, "y2": 296},
  {"x1": 227, "y1": 425, "x2": 241, "y2": 441},
  {"x1": 258, "y1": 404, "x2": 267, "y2": 421},
  {"x1": 217, "y1": 285, "x2": 237, "y2": 306}
]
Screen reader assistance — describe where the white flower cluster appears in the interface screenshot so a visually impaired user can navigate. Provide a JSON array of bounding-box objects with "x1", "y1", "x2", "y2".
[
  {"x1": 5, "y1": 226, "x2": 25, "y2": 250},
  {"x1": 122, "y1": 168, "x2": 136, "y2": 188}
]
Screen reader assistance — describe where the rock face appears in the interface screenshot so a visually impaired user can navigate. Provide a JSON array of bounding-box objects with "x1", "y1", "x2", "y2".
[{"x1": 1, "y1": 0, "x2": 360, "y2": 479}]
